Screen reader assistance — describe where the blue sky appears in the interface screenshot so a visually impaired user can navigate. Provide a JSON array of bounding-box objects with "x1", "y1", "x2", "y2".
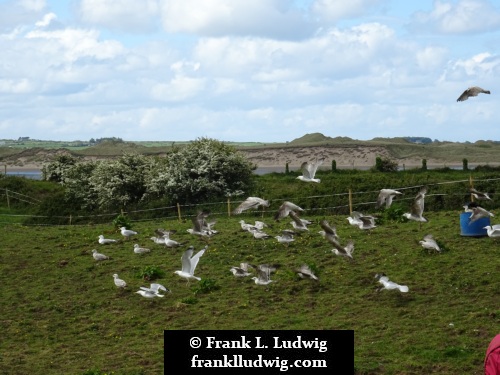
[{"x1": 1, "y1": 0, "x2": 500, "y2": 143}]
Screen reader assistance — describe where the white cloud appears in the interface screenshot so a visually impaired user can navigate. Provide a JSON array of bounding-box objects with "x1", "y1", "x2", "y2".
[
  {"x1": 411, "y1": 0, "x2": 500, "y2": 34},
  {"x1": 78, "y1": 0, "x2": 159, "y2": 32},
  {"x1": 312, "y1": 0, "x2": 385, "y2": 22},
  {"x1": 35, "y1": 12, "x2": 56, "y2": 27},
  {"x1": 159, "y1": 0, "x2": 314, "y2": 39},
  {"x1": 20, "y1": 0, "x2": 46, "y2": 12}
]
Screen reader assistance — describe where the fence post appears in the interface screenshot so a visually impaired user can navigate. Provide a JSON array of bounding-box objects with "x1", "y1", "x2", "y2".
[
  {"x1": 348, "y1": 189, "x2": 353, "y2": 215},
  {"x1": 469, "y1": 175, "x2": 474, "y2": 202},
  {"x1": 227, "y1": 197, "x2": 231, "y2": 217},
  {"x1": 177, "y1": 203, "x2": 182, "y2": 222},
  {"x1": 69, "y1": 214, "x2": 72, "y2": 225},
  {"x1": 6, "y1": 188, "x2": 10, "y2": 210}
]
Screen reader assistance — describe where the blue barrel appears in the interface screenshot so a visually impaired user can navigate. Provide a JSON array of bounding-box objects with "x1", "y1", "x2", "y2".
[{"x1": 460, "y1": 212, "x2": 490, "y2": 237}]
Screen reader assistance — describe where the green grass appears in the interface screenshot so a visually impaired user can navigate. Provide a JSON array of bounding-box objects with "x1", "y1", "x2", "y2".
[{"x1": 1, "y1": 210, "x2": 499, "y2": 374}]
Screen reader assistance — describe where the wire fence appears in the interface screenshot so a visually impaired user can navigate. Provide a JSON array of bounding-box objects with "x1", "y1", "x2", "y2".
[{"x1": 1, "y1": 176, "x2": 499, "y2": 227}]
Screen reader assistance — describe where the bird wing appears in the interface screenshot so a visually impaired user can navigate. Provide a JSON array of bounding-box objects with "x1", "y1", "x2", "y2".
[
  {"x1": 233, "y1": 197, "x2": 263, "y2": 214},
  {"x1": 330, "y1": 238, "x2": 348, "y2": 255},
  {"x1": 289, "y1": 210, "x2": 304, "y2": 226},
  {"x1": 300, "y1": 161, "x2": 313, "y2": 179},
  {"x1": 181, "y1": 247, "x2": 194, "y2": 273},
  {"x1": 189, "y1": 246, "x2": 207, "y2": 274},
  {"x1": 151, "y1": 283, "x2": 167, "y2": 293},
  {"x1": 308, "y1": 158, "x2": 324, "y2": 178},
  {"x1": 319, "y1": 219, "x2": 336, "y2": 235},
  {"x1": 275, "y1": 201, "x2": 302, "y2": 220}
]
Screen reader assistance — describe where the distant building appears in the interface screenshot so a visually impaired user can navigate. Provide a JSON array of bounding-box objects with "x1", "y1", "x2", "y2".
[{"x1": 17, "y1": 137, "x2": 30, "y2": 142}]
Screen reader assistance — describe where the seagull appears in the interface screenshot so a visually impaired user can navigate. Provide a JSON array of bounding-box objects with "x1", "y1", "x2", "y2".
[
  {"x1": 150, "y1": 236, "x2": 166, "y2": 245},
  {"x1": 98, "y1": 235, "x2": 118, "y2": 245},
  {"x1": 239, "y1": 220, "x2": 257, "y2": 232},
  {"x1": 275, "y1": 230, "x2": 295, "y2": 246},
  {"x1": 133, "y1": 244, "x2": 151, "y2": 254},
  {"x1": 468, "y1": 206, "x2": 494, "y2": 224},
  {"x1": 136, "y1": 283, "x2": 170, "y2": 298},
  {"x1": 296, "y1": 157, "x2": 324, "y2": 183},
  {"x1": 318, "y1": 219, "x2": 339, "y2": 242},
  {"x1": 329, "y1": 239, "x2": 355, "y2": 260},
  {"x1": 375, "y1": 273, "x2": 409, "y2": 293},
  {"x1": 419, "y1": 234, "x2": 441, "y2": 252},
  {"x1": 92, "y1": 249, "x2": 109, "y2": 261},
  {"x1": 155, "y1": 229, "x2": 182, "y2": 248},
  {"x1": 289, "y1": 210, "x2": 311, "y2": 232},
  {"x1": 484, "y1": 225, "x2": 500, "y2": 238},
  {"x1": 470, "y1": 188, "x2": 492, "y2": 201},
  {"x1": 233, "y1": 197, "x2": 270, "y2": 214},
  {"x1": 113, "y1": 274, "x2": 127, "y2": 288},
  {"x1": 403, "y1": 187, "x2": 428, "y2": 225},
  {"x1": 251, "y1": 264, "x2": 276, "y2": 286},
  {"x1": 274, "y1": 201, "x2": 304, "y2": 221},
  {"x1": 120, "y1": 227, "x2": 138, "y2": 240},
  {"x1": 249, "y1": 228, "x2": 272, "y2": 241},
  {"x1": 296, "y1": 264, "x2": 319, "y2": 281},
  {"x1": 348, "y1": 211, "x2": 376, "y2": 230},
  {"x1": 187, "y1": 211, "x2": 216, "y2": 238},
  {"x1": 174, "y1": 245, "x2": 207, "y2": 284},
  {"x1": 230, "y1": 263, "x2": 254, "y2": 277},
  {"x1": 376, "y1": 189, "x2": 403, "y2": 209},
  {"x1": 457, "y1": 86, "x2": 491, "y2": 102}
]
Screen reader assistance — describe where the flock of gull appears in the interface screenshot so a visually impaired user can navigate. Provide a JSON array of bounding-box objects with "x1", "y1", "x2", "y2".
[
  {"x1": 90, "y1": 151, "x2": 496, "y2": 298},
  {"x1": 90, "y1": 81, "x2": 494, "y2": 297}
]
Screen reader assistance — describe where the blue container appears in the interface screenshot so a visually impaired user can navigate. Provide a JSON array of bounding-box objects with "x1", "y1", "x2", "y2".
[{"x1": 460, "y1": 212, "x2": 490, "y2": 237}]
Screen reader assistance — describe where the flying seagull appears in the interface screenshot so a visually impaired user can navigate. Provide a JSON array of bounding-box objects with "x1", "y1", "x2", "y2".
[
  {"x1": 318, "y1": 219, "x2": 339, "y2": 243},
  {"x1": 330, "y1": 239, "x2": 355, "y2": 260},
  {"x1": 174, "y1": 245, "x2": 207, "y2": 284},
  {"x1": 468, "y1": 206, "x2": 494, "y2": 224},
  {"x1": 376, "y1": 189, "x2": 403, "y2": 209},
  {"x1": 296, "y1": 157, "x2": 324, "y2": 183},
  {"x1": 251, "y1": 264, "x2": 276, "y2": 286},
  {"x1": 347, "y1": 211, "x2": 376, "y2": 230},
  {"x1": 403, "y1": 187, "x2": 428, "y2": 225},
  {"x1": 136, "y1": 283, "x2": 170, "y2": 298},
  {"x1": 274, "y1": 201, "x2": 304, "y2": 221},
  {"x1": 296, "y1": 264, "x2": 319, "y2": 281},
  {"x1": 98, "y1": 235, "x2": 118, "y2": 245},
  {"x1": 113, "y1": 274, "x2": 127, "y2": 288},
  {"x1": 92, "y1": 249, "x2": 109, "y2": 261},
  {"x1": 375, "y1": 273, "x2": 409, "y2": 293},
  {"x1": 275, "y1": 230, "x2": 295, "y2": 246},
  {"x1": 470, "y1": 188, "x2": 492, "y2": 201},
  {"x1": 233, "y1": 197, "x2": 270, "y2": 215},
  {"x1": 120, "y1": 227, "x2": 138, "y2": 240},
  {"x1": 457, "y1": 86, "x2": 490, "y2": 102},
  {"x1": 419, "y1": 234, "x2": 441, "y2": 253},
  {"x1": 289, "y1": 210, "x2": 311, "y2": 232},
  {"x1": 187, "y1": 211, "x2": 217, "y2": 238},
  {"x1": 230, "y1": 263, "x2": 254, "y2": 277}
]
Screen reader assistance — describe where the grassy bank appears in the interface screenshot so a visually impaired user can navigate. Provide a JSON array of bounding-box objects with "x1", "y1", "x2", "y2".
[{"x1": 1, "y1": 208, "x2": 499, "y2": 374}]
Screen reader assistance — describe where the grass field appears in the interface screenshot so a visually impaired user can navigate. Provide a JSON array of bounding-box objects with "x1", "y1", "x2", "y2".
[{"x1": 1, "y1": 207, "x2": 499, "y2": 374}]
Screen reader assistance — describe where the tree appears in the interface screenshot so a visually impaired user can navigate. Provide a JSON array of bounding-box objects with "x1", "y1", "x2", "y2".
[
  {"x1": 374, "y1": 156, "x2": 398, "y2": 172},
  {"x1": 41, "y1": 155, "x2": 78, "y2": 182},
  {"x1": 145, "y1": 138, "x2": 255, "y2": 204}
]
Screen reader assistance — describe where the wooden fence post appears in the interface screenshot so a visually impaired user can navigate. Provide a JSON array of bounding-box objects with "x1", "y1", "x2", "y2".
[
  {"x1": 348, "y1": 189, "x2": 353, "y2": 215},
  {"x1": 69, "y1": 214, "x2": 72, "y2": 225},
  {"x1": 469, "y1": 175, "x2": 474, "y2": 202},
  {"x1": 177, "y1": 203, "x2": 182, "y2": 222},
  {"x1": 227, "y1": 197, "x2": 231, "y2": 217}
]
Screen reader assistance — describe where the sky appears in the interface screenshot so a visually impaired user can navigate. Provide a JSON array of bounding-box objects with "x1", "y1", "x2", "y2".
[{"x1": 1, "y1": 0, "x2": 500, "y2": 143}]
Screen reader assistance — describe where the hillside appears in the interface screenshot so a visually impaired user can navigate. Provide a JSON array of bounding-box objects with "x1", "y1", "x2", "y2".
[{"x1": 2, "y1": 135, "x2": 500, "y2": 171}]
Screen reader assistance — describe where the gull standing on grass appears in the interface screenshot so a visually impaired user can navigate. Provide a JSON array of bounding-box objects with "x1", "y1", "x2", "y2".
[
  {"x1": 376, "y1": 189, "x2": 403, "y2": 209},
  {"x1": 92, "y1": 249, "x2": 110, "y2": 261},
  {"x1": 233, "y1": 197, "x2": 270, "y2": 214},
  {"x1": 98, "y1": 235, "x2": 118, "y2": 245},
  {"x1": 133, "y1": 244, "x2": 151, "y2": 254},
  {"x1": 375, "y1": 273, "x2": 409, "y2": 293},
  {"x1": 174, "y1": 245, "x2": 207, "y2": 284},
  {"x1": 136, "y1": 283, "x2": 170, "y2": 298},
  {"x1": 484, "y1": 225, "x2": 500, "y2": 238},
  {"x1": 403, "y1": 187, "x2": 428, "y2": 226},
  {"x1": 275, "y1": 230, "x2": 295, "y2": 246},
  {"x1": 296, "y1": 157, "x2": 324, "y2": 183},
  {"x1": 113, "y1": 274, "x2": 127, "y2": 288},
  {"x1": 120, "y1": 227, "x2": 138, "y2": 240},
  {"x1": 419, "y1": 234, "x2": 441, "y2": 253}
]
